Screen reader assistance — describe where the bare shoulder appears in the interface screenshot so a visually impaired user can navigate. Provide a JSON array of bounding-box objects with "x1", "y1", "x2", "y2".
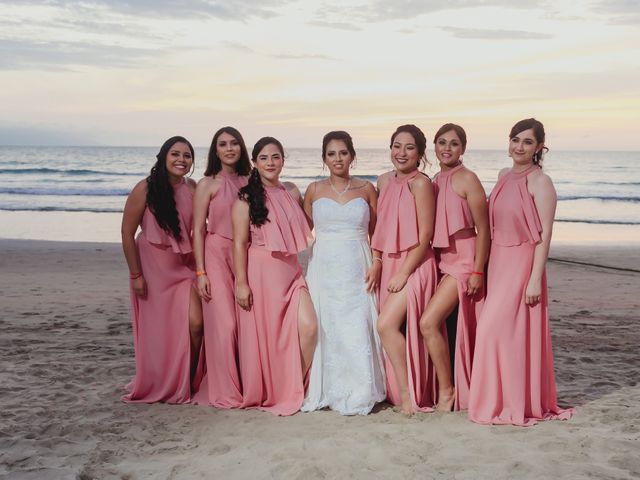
[
  {"x1": 283, "y1": 181, "x2": 302, "y2": 199},
  {"x1": 130, "y1": 178, "x2": 148, "y2": 197},
  {"x1": 458, "y1": 167, "x2": 482, "y2": 186},
  {"x1": 528, "y1": 169, "x2": 555, "y2": 193},
  {"x1": 377, "y1": 171, "x2": 394, "y2": 190},
  {"x1": 497, "y1": 167, "x2": 510, "y2": 179},
  {"x1": 232, "y1": 197, "x2": 249, "y2": 212},
  {"x1": 410, "y1": 171, "x2": 432, "y2": 189}
]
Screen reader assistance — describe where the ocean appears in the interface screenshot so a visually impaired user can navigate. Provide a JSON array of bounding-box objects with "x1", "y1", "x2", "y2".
[{"x1": 1, "y1": 146, "x2": 639, "y2": 243}]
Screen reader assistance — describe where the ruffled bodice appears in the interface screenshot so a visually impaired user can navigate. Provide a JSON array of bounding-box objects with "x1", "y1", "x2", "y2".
[
  {"x1": 140, "y1": 181, "x2": 193, "y2": 254},
  {"x1": 432, "y1": 164, "x2": 475, "y2": 249},
  {"x1": 489, "y1": 165, "x2": 542, "y2": 246},
  {"x1": 250, "y1": 184, "x2": 312, "y2": 254},
  {"x1": 207, "y1": 171, "x2": 248, "y2": 239},
  {"x1": 371, "y1": 170, "x2": 420, "y2": 253}
]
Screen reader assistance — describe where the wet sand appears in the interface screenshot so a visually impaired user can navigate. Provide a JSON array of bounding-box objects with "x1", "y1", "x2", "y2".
[{"x1": 1, "y1": 240, "x2": 639, "y2": 479}]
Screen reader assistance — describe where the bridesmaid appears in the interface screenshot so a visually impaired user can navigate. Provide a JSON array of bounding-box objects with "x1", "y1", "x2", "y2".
[
  {"x1": 121, "y1": 136, "x2": 204, "y2": 403},
  {"x1": 468, "y1": 118, "x2": 575, "y2": 426},
  {"x1": 232, "y1": 136, "x2": 317, "y2": 416},
  {"x1": 192, "y1": 126, "x2": 251, "y2": 408},
  {"x1": 371, "y1": 124, "x2": 439, "y2": 415},
  {"x1": 419, "y1": 124, "x2": 489, "y2": 411}
]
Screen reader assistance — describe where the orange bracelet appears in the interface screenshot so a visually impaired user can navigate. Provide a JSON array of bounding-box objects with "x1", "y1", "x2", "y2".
[
  {"x1": 196, "y1": 271, "x2": 207, "y2": 277},
  {"x1": 129, "y1": 272, "x2": 143, "y2": 280},
  {"x1": 471, "y1": 271, "x2": 484, "y2": 276}
]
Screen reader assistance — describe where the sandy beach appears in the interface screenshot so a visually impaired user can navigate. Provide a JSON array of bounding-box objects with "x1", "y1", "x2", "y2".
[{"x1": 1, "y1": 239, "x2": 639, "y2": 479}]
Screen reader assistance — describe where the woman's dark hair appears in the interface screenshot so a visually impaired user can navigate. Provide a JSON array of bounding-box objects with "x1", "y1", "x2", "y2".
[
  {"x1": 390, "y1": 124, "x2": 428, "y2": 167},
  {"x1": 322, "y1": 130, "x2": 356, "y2": 160},
  {"x1": 146, "y1": 135, "x2": 194, "y2": 241},
  {"x1": 509, "y1": 118, "x2": 549, "y2": 166},
  {"x1": 204, "y1": 126, "x2": 251, "y2": 176},
  {"x1": 238, "y1": 136, "x2": 285, "y2": 226},
  {"x1": 434, "y1": 123, "x2": 467, "y2": 151}
]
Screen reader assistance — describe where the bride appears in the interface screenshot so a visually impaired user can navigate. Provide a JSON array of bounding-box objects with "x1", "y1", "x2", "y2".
[{"x1": 301, "y1": 130, "x2": 386, "y2": 415}]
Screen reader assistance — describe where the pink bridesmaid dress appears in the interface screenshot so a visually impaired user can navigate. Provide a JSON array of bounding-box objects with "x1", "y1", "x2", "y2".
[
  {"x1": 123, "y1": 181, "x2": 202, "y2": 404},
  {"x1": 432, "y1": 164, "x2": 484, "y2": 410},
  {"x1": 198, "y1": 171, "x2": 248, "y2": 408},
  {"x1": 371, "y1": 170, "x2": 439, "y2": 412},
  {"x1": 468, "y1": 166, "x2": 575, "y2": 426},
  {"x1": 237, "y1": 185, "x2": 313, "y2": 416}
]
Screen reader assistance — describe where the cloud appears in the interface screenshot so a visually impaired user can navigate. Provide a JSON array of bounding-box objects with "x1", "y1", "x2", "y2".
[
  {"x1": 441, "y1": 26, "x2": 554, "y2": 40},
  {"x1": 3, "y1": 0, "x2": 293, "y2": 20},
  {"x1": 220, "y1": 41, "x2": 336, "y2": 61},
  {"x1": 593, "y1": 0, "x2": 640, "y2": 25},
  {"x1": 307, "y1": 19, "x2": 362, "y2": 31},
  {"x1": 0, "y1": 39, "x2": 158, "y2": 70},
  {"x1": 335, "y1": 0, "x2": 547, "y2": 22}
]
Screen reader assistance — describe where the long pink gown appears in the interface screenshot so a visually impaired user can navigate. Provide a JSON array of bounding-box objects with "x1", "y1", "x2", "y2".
[
  {"x1": 468, "y1": 166, "x2": 575, "y2": 426},
  {"x1": 371, "y1": 170, "x2": 439, "y2": 412},
  {"x1": 432, "y1": 164, "x2": 484, "y2": 410},
  {"x1": 123, "y1": 181, "x2": 202, "y2": 404},
  {"x1": 237, "y1": 185, "x2": 313, "y2": 416},
  {"x1": 195, "y1": 171, "x2": 248, "y2": 408}
]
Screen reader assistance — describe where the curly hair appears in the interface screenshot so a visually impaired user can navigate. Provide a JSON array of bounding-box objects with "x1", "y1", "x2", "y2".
[
  {"x1": 146, "y1": 136, "x2": 194, "y2": 240},
  {"x1": 238, "y1": 137, "x2": 285, "y2": 227}
]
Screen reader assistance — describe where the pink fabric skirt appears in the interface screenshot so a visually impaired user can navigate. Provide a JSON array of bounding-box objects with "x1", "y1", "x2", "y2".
[
  {"x1": 123, "y1": 235, "x2": 201, "y2": 404},
  {"x1": 468, "y1": 242, "x2": 575, "y2": 426},
  {"x1": 379, "y1": 249, "x2": 439, "y2": 412},
  {"x1": 193, "y1": 233, "x2": 242, "y2": 408},
  {"x1": 237, "y1": 245, "x2": 306, "y2": 416},
  {"x1": 437, "y1": 233, "x2": 483, "y2": 410}
]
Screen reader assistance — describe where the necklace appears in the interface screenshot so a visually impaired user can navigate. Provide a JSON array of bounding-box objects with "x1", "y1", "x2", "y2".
[{"x1": 328, "y1": 176, "x2": 351, "y2": 197}]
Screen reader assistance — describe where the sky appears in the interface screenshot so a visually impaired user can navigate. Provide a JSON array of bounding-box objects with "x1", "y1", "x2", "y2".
[{"x1": 0, "y1": 0, "x2": 638, "y2": 149}]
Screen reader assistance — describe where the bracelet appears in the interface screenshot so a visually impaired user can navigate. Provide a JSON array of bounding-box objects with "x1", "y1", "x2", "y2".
[
  {"x1": 196, "y1": 271, "x2": 207, "y2": 277},
  {"x1": 373, "y1": 257, "x2": 383, "y2": 263},
  {"x1": 471, "y1": 271, "x2": 484, "y2": 276},
  {"x1": 129, "y1": 272, "x2": 143, "y2": 280}
]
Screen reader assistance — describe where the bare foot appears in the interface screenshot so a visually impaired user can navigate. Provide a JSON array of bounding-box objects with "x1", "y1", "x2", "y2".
[
  {"x1": 436, "y1": 387, "x2": 455, "y2": 412},
  {"x1": 399, "y1": 391, "x2": 414, "y2": 417}
]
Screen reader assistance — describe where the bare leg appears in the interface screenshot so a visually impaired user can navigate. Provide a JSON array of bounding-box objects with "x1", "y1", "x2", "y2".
[
  {"x1": 297, "y1": 290, "x2": 318, "y2": 376},
  {"x1": 377, "y1": 287, "x2": 412, "y2": 415},
  {"x1": 189, "y1": 287, "x2": 204, "y2": 378},
  {"x1": 420, "y1": 275, "x2": 459, "y2": 411}
]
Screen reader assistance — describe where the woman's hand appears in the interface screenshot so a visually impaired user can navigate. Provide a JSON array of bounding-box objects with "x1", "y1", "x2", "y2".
[
  {"x1": 235, "y1": 282, "x2": 253, "y2": 311},
  {"x1": 197, "y1": 275, "x2": 212, "y2": 302},
  {"x1": 131, "y1": 275, "x2": 147, "y2": 297},
  {"x1": 466, "y1": 273, "x2": 483, "y2": 297},
  {"x1": 387, "y1": 271, "x2": 409, "y2": 293},
  {"x1": 365, "y1": 260, "x2": 382, "y2": 293},
  {"x1": 525, "y1": 277, "x2": 542, "y2": 306}
]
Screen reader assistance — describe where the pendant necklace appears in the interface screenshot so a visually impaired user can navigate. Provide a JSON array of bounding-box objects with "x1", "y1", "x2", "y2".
[{"x1": 329, "y1": 176, "x2": 351, "y2": 197}]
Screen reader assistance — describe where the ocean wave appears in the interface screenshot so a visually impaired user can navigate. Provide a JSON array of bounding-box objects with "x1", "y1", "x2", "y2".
[
  {"x1": 558, "y1": 195, "x2": 640, "y2": 202},
  {"x1": 555, "y1": 218, "x2": 640, "y2": 225},
  {"x1": 0, "y1": 187, "x2": 129, "y2": 196},
  {"x1": 0, "y1": 206, "x2": 123, "y2": 213},
  {"x1": 2, "y1": 167, "x2": 142, "y2": 176}
]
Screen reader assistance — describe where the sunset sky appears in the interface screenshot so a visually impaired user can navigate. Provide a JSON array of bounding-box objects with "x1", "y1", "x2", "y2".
[{"x1": 1, "y1": 0, "x2": 638, "y2": 149}]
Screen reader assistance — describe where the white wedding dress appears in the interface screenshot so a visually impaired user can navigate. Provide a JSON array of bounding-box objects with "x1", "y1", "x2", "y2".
[{"x1": 302, "y1": 197, "x2": 386, "y2": 415}]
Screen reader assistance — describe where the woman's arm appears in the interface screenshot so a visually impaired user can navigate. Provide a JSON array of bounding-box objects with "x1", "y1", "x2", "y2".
[
  {"x1": 231, "y1": 199, "x2": 252, "y2": 311},
  {"x1": 192, "y1": 177, "x2": 220, "y2": 302},
  {"x1": 386, "y1": 175, "x2": 435, "y2": 293},
  {"x1": 121, "y1": 180, "x2": 148, "y2": 297},
  {"x1": 302, "y1": 181, "x2": 316, "y2": 229},
  {"x1": 526, "y1": 172, "x2": 557, "y2": 305},
  {"x1": 364, "y1": 182, "x2": 381, "y2": 292},
  {"x1": 462, "y1": 171, "x2": 490, "y2": 296}
]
